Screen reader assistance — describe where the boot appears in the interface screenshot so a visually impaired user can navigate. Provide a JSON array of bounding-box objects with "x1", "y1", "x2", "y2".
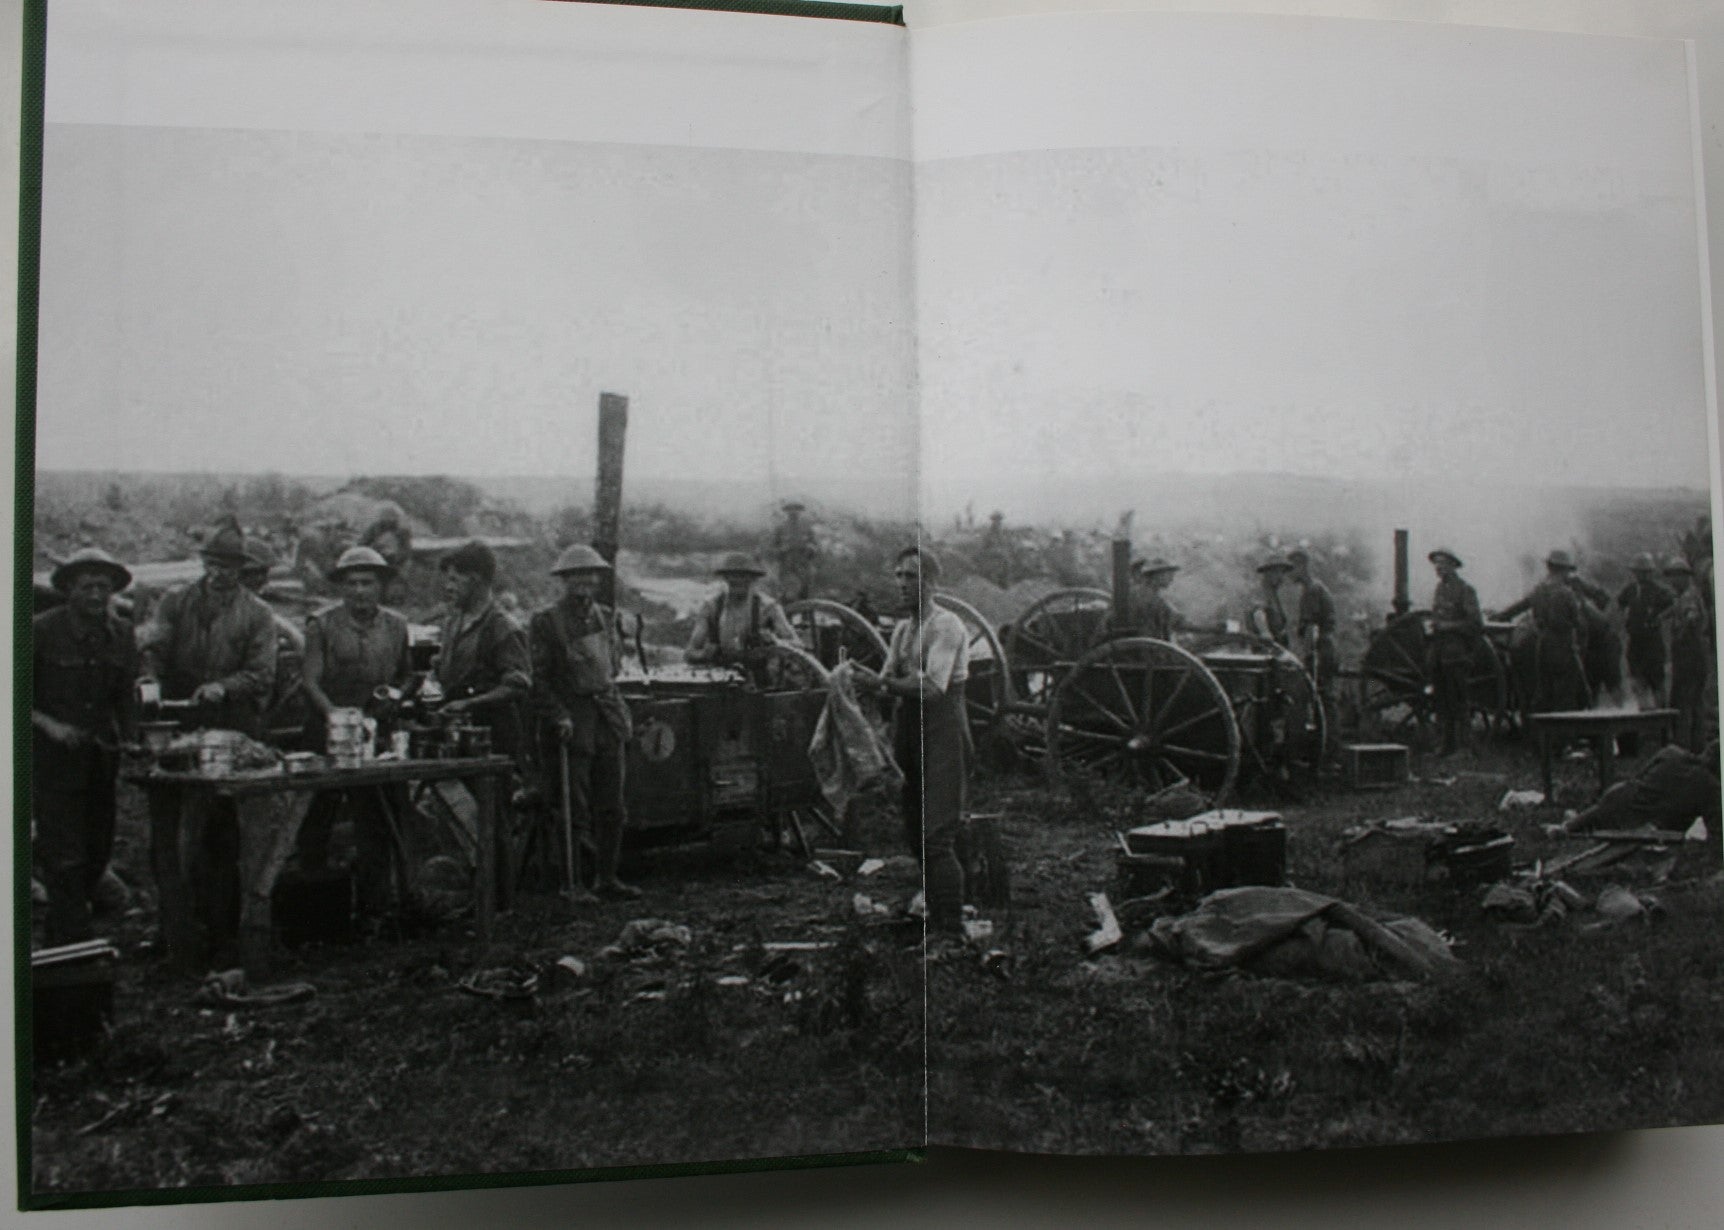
[{"x1": 594, "y1": 816, "x2": 640, "y2": 900}]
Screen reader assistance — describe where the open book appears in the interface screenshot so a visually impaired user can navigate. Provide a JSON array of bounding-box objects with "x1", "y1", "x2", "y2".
[{"x1": 16, "y1": 0, "x2": 1724, "y2": 1211}]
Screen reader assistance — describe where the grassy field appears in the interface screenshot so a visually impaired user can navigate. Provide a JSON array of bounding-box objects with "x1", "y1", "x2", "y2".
[
  {"x1": 27, "y1": 792, "x2": 925, "y2": 1197},
  {"x1": 930, "y1": 740, "x2": 1724, "y2": 1155}
]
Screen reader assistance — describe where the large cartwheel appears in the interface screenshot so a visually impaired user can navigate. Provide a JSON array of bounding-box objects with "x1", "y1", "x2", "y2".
[
  {"x1": 784, "y1": 598, "x2": 889, "y2": 673},
  {"x1": 1003, "y1": 587, "x2": 1112, "y2": 754},
  {"x1": 1358, "y1": 610, "x2": 1508, "y2": 745},
  {"x1": 1045, "y1": 637, "x2": 1241, "y2": 802},
  {"x1": 1181, "y1": 629, "x2": 1327, "y2": 785},
  {"x1": 934, "y1": 593, "x2": 1012, "y2": 745}
]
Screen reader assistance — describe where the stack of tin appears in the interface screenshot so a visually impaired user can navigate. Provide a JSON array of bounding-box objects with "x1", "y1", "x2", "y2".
[
  {"x1": 1116, "y1": 809, "x2": 1288, "y2": 900},
  {"x1": 326, "y1": 707, "x2": 372, "y2": 768}
]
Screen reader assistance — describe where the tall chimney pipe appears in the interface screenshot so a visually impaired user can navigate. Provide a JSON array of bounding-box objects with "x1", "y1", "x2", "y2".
[{"x1": 594, "y1": 392, "x2": 628, "y2": 609}]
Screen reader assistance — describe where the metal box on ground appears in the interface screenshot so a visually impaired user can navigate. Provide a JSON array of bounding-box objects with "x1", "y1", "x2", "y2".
[
  {"x1": 32, "y1": 940, "x2": 118, "y2": 1064},
  {"x1": 1342, "y1": 742, "x2": 1411, "y2": 789},
  {"x1": 272, "y1": 869, "x2": 355, "y2": 947},
  {"x1": 1118, "y1": 810, "x2": 1286, "y2": 898}
]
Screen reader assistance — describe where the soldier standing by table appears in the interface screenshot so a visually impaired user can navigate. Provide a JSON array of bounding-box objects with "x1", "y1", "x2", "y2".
[
  {"x1": 1427, "y1": 548, "x2": 1483, "y2": 757},
  {"x1": 1619, "y1": 553, "x2": 1674, "y2": 704},
  {"x1": 1495, "y1": 550, "x2": 1588, "y2": 713},
  {"x1": 530, "y1": 545, "x2": 637, "y2": 901},
  {"x1": 854, "y1": 546, "x2": 970, "y2": 933},
  {"x1": 1288, "y1": 548, "x2": 1338, "y2": 713},
  {"x1": 1248, "y1": 557, "x2": 1294, "y2": 647},
  {"x1": 298, "y1": 546, "x2": 413, "y2": 916},
  {"x1": 31, "y1": 548, "x2": 139, "y2": 944},
  {"x1": 433, "y1": 540, "x2": 532, "y2": 769},
  {"x1": 1128, "y1": 556, "x2": 1184, "y2": 640},
  {"x1": 1664, "y1": 557, "x2": 1711, "y2": 750},
  {"x1": 137, "y1": 516, "x2": 279, "y2": 965}
]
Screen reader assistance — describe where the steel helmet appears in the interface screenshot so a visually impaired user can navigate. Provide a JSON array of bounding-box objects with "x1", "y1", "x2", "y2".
[{"x1": 551, "y1": 543, "x2": 612, "y2": 575}]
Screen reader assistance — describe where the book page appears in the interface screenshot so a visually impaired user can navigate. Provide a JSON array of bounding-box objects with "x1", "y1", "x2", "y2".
[
  {"x1": 912, "y1": 11, "x2": 1723, "y2": 1155},
  {"x1": 21, "y1": 0, "x2": 923, "y2": 1205}
]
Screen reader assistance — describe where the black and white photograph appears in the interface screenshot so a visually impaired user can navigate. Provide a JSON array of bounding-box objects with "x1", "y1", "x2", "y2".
[
  {"x1": 911, "y1": 12, "x2": 1724, "y2": 1155},
  {"x1": 22, "y1": 0, "x2": 924, "y2": 1199},
  {"x1": 15, "y1": 0, "x2": 1724, "y2": 1217}
]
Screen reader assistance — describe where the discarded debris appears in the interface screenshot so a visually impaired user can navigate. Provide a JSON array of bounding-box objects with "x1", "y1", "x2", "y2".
[
  {"x1": 857, "y1": 858, "x2": 886, "y2": 878},
  {"x1": 1148, "y1": 886, "x2": 1459, "y2": 981},
  {"x1": 1499, "y1": 789, "x2": 1546, "y2": 812},
  {"x1": 552, "y1": 956, "x2": 588, "y2": 983},
  {"x1": 851, "y1": 893, "x2": 891, "y2": 919},
  {"x1": 457, "y1": 967, "x2": 539, "y2": 1000},
  {"x1": 961, "y1": 918, "x2": 995, "y2": 945},
  {"x1": 195, "y1": 969, "x2": 316, "y2": 1009},
  {"x1": 608, "y1": 918, "x2": 692, "y2": 955},
  {"x1": 714, "y1": 974, "x2": 750, "y2": 988},
  {"x1": 809, "y1": 860, "x2": 843, "y2": 881},
  {"x1": 1084, "y1": 892, "x2": 1125, "y2": 956}
]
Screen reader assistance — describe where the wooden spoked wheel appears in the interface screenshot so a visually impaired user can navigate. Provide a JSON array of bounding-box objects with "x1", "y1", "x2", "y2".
[
  {"x1": 934, "y1": 593, "x2": 1012, "y2": 743},
  {"x1": 784, "y1": 598, "x2": 889, "y2": 674},
  {"x1": 1359, "y1": 611, "x2": 1507, "y2": 745},
  {"x1": 1004, "y1": 587, "x2": 1112, "y2": 750},
  {"x1": 1183, "y1": 629, "x2": 1327, "y2": 777},
  {"x1": 1045, "y1": 637, "x2": 1240, "y2": 803}
]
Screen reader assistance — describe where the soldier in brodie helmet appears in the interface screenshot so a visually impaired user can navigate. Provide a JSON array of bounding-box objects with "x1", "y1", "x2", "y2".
[
  {"x1": 530, "y1": 544, "x2": 637, "y2": 900},
  {"x1": 1618, "y1": 552, "x2": 1674, "y2": 704},
  {"x1": 1494, "y1": 550, "x2": 1588, "y2": 713},
  {"x1": 1664, "y1": 556, "x2": 1711, "y2": 750},
  {"x1": 685, "y1": 552, "x2": 797, "y2": 674},
  {"x1": 32, "y1": 547, "x2": 139, "y2": 943},
  {"x1": 1427, "y1": 548, "x2": 1483, "y2": 757},
  {"x1": 1127, "y1": 557, "x2": 1184, "y2": 641}
]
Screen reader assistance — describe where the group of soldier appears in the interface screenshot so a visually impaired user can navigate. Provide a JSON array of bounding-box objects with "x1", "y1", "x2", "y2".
[
  {"x1": 31, "y1": 507, "x2": 983, "y2": 952},
  {"x1": 1120, "y1": 539, "x2": 1716, "y2": 760}
]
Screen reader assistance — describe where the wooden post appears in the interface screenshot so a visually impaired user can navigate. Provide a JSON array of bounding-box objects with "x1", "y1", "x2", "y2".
[
  {"x1": 1392, "y1": 528, "x2": 1410, "y2": 617},
  {"x1": 594, "y1": 392, "x2": 628, "y2": 608},
  {"x1": 1111, "y1": 510, "x2": 1134, "y2": 631}
]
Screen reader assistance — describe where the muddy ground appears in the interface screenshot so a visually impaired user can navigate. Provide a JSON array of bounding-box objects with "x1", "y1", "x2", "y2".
[
  {"x1": 931, "y1": 737, "x2": 1724, "y2": 1155},
  {"x1": 26, "y1": 791, "x2": 926, "y2": 1199}
]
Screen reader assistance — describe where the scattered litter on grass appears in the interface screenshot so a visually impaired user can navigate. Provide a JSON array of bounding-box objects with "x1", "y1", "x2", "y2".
[
  {"x1": 600, "y1": 919, "x2": 692, "y2": 960},
  {"x1": 961, "y1": 918, "x2": 995, "y2": 945},
  {"x1": 552, "y1": 956, "x2": 588, "y2": 983},
  {"x1": 195, "y1": 969, "x2": 316, "y2": 1009},
  {"x1": 1499, "y1": 789, "x2": 1546, "y2": 812},
  {"x1": 809, "y1": 861, "x2": 842, "y2": 881},
  {"x1": 457, "y1": 967, "x2": 540, "y2": 1000},
  {"x1": 1084, "y1": 892, "x2": 1125, "y2": 956},
  {"x1": 714, "y1": 974, "x2": 750, "y2": 988},
  {"x1": 852, "y1": 893, "x2": 891, "y2": 919},
  {"x1": 906, "y1": 891, "x2": 926, "y2": 919},
  {"x1": 857, "y1": 858, "x2": 886, "y2": 877},
  {"x1": 1148, "y1": 886, "x2": 1459, "y2": 982}
]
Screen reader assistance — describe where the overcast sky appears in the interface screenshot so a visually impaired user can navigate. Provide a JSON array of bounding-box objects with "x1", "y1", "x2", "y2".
[
  {"x1": 36, "y1": 0, "x2": 916, "y2": 513},
  {"x1": 913, "y1": 14, "x2": 1714, "y2": 519}
]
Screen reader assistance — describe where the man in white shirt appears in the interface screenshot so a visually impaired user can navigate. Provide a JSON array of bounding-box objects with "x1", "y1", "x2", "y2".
[{"x1": 855, "y1": 545, "x2": 970, "y2": 931}]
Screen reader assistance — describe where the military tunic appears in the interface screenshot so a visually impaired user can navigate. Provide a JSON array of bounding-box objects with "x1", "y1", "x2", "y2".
[
  {"x1": 1618, "y1": 578, "x2": 1674, "y2": 695},
  {"x1": 1428, "y1": 574, "x2": 1483, "y2": 737}
]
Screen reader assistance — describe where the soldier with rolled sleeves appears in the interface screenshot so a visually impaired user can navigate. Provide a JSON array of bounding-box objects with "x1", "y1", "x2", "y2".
[
  {"x1": 1288, "y1": 547, "x2": 1338, "y2": 696},
  {"x1": 686, "y1": 552, "x2": 797, "y2": 673},
  {"x1": 31, "y1": 548, "x2": 139, "y2": 944},
  {"x1": 853, "y1": 546, "x2": 970, "y2": 932},
  {"x1": 1427, "y1": 548, "x2": 1483, "y2": 757},
  {"x1": 1495, "y1": 550, "x2": 1588, "y2": 713},
  {"x1": 433, "y1": 540, "x2": 532, "y2": 768},
  {"x1": 1128, "y1": 557, "x2": 1184, "y2": 641},
  {"x1": 1248, "y1": 557, "x2": 1294, "y2": 648},
  {"x1": 298, "y1": 546, "x2": 414, "y2": 915},
  {"x1": 1619, "y1": 553, "x2": 1674, "y2": 703},
  {"x1": 1664, "y1": 556, "x2": 1711, "y2": 750},
  {"x1": 530, "y1": 545, "x2": 637, "y2": 901}
]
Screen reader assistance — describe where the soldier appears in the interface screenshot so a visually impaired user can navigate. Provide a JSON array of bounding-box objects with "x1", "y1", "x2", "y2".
[
  {"x1": 1288, "y1": 548, "x2": 1338, "y2": 695},
  {"x1": 530, "y1": 545, "x2": 637, "y2": 901},
  {"x1": 771, "y1": 501, "x2": 818, "y2": 603},
  {"x1": 137, "y1": 516, "x2": 278, "y2": 964},
  {"x1": 1495, "y1": 550, "x2": 1588, "y2": 713},
  {"x1": 1619, "y1": 553, "x2": 1674, "y2": 703},
  {"x1": 31, "y1": 548, "x2": 139, "y2": 944},
  {"x1": 298, "y1": 546, "x2": 413, "y2": 915},
  {"x1": 853, "y1": 546, "x2": 970, "y2": 933},
  {"x1": 240, "y1": 535, "x2": 307, "y2": 741},
  {"x1": 1562, "y1": 567, "x2": 1621, "y2": 703},
  {"x1": 685, "y1": 552, "x2": 797, "y2": 669},
  {"x1": 139, "y1": 516, "x2": 278, "y2": 736},
  {"x1": 1248, "y1": 557, "x2": 1294, "y2": 647},
  {"x1": 1427, "y1": 548, "x2": 1483, "y2": 757},
  {"x1": 1128, "y1": 557, "x2": 1184, "y2": 640},
  {"x1": 1664, "y1": 557, "x2": 1711, "y2": 750},
  {"x1": 433, "y1": 540, "x2": 532, "y2": 765}
]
